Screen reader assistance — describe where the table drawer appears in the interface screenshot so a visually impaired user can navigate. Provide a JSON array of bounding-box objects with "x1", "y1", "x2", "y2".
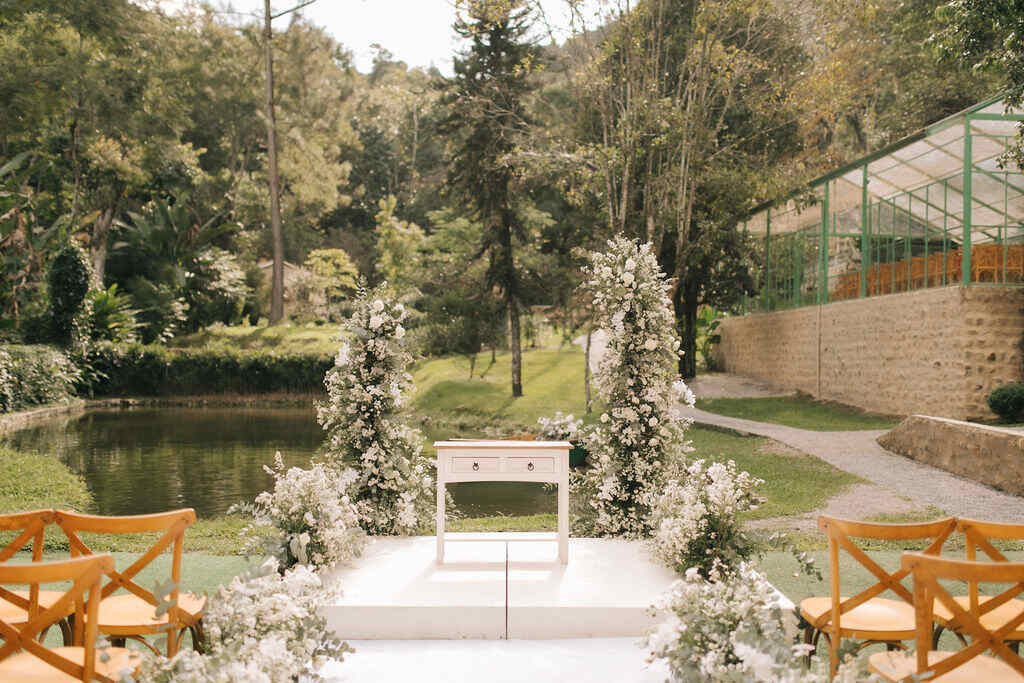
[
  {"x1": 506, "y1": 457, "x2": 555, "y2": 473},
  {"x1": 452, "y1": 457, "x2": 499, "y2": 473}
]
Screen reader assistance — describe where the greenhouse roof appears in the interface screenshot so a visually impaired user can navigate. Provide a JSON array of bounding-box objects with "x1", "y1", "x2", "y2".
[{"x1": 747, "y1": 95, "x2": 1024, "y2": 239}]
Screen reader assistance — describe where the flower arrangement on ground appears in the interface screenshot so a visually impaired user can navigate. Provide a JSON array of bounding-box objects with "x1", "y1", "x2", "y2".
[
  {"x1": 317, "y1": 284, "x2": 434, "y2": 534},
  {"x1": 649, "y1": 459, "x2": 763, "y2": 578},
  {"x1": 235, "y1": 452, "x2": 365, "y2": 571},
  {"x1": 535, "y1": 411, "x2": 583, "y2": 442},
  {"x1": 126, "y1": 559, "x2": 351, "y2": 682},
  {"x1": 579, "y1": 236, "x2": 695, "y2": 537},
  {"x1": 645, "y1": 562, "x2": 867, "y2": 682}
]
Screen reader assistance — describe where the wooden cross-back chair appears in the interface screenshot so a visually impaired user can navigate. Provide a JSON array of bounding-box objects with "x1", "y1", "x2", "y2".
[
  {"x1": 54, "y1": 509, "x2": 205, "y2": 657},
  {"x1": 0, "y1": 555, "x2": 140, "y2": 682},
  {"x1": 800, "y1": 515, "x2": 957, "y2": 674},
  {"x1": 0, "y1": 509, "x2": 73, "y2": 646},
  {"x1": 930, "y1": 518, "x2": 1024, "y2": 651},
  {"x1": 869, "y1": 552, "x2": 1024, "y2": 682}
]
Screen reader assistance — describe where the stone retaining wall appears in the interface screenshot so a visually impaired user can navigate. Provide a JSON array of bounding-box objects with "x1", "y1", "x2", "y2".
[
  {"x1": 878, "y1": 415, "x2": 1024, "y2": 497},
  {"x1": 716, "y1": 286, "x2": 1024, "y2": 420}
]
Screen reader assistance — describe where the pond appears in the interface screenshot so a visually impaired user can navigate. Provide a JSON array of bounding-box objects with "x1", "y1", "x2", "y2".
[{"x1": 2, "y1": 407, "x2": 555, "y2": 519}]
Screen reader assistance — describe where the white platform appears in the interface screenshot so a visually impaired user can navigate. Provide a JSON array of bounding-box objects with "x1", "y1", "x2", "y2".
[
  {"x1": 320, "y1": 638, "x2": 671, "y2": 682},
  {"x1": 322, "y1": 534, "x2": 680, "y2": 640}
]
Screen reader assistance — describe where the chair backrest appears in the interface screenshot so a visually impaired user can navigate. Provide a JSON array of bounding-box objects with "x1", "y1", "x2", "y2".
[
  {"x1": 0, "y1": 554, "x2": 114, "y2": 682},
  {"x1": 53, "y1": 509, "x2": 196, "y2": 617},
  {"x1": 817, "y1": 516, "x2": 957, "y2": 629},
  {"x1": 0, "y1": 510, "x2": 55, "y2": 619},
  {"x1": 957, "y1": 518, "x2": 1024, "y2": 619},
  {"x1": 903, "y1": 552, "x2": 1024, "y2": 678}
]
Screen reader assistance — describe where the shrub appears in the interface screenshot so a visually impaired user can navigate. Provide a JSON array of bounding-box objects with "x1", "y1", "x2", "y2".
[
  {"x1": 83, "y1": 343, "x2": 332, "y2": 396},
  {"x1": 0, "y1": 345, "x2": 79, "y2": 413},
  {"x1": 46, "y1": 243, "x2": 93, "y2": 348},
  {"x1": 88, "y1": 284, "x2": 141, "y2": 343},
  {"x1": 235, "y1": 453, "x2": 365, "y2": 571},
  {"x1": 987, "y1": 383, "x2": 1024, "y2": 422},
  {"x1": 317, "y1": 285, "x2": 435, "y2": 535},
  {"x1": 184, "y1": 247, "x2": 250, "y2": 332}
]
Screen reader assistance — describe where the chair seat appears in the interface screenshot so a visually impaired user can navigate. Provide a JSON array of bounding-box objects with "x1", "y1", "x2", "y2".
[
  {"x1": 800, "y1": 596, "x2": 916, "y2": 639},
  {"x1": 933, "y1": 595, "x2": 1024, "y2": 639},
  {"x1": 0, "y1": 646, "x2": 139, "y2": 682},
  {"x1": 0, "y1": 591, "x2": 70, "y2": 624},
  {"x1": 868, "y1": 649, "x2": 1024, "y2": 682},
  {"x1": 91, "y1": 592, "x2": 206, "y2": 635}
]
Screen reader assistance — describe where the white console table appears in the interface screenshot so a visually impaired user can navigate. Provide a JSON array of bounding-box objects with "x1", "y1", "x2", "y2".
[{"x1": 435, "y1": 440, "x2": 570, "y2": 564}]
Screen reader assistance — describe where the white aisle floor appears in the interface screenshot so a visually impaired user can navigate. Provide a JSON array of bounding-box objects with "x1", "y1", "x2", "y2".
[{"x1": 319, "y1": 638, "x2": 670, "y2": 683}]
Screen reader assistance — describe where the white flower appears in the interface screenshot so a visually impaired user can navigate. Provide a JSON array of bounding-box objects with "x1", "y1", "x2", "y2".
[
  {"x1": 394, "y1": 325, "x2": 405, "y2": 339},
  {"x1": 621, "y1": 271, "x2": 635, "y2": 285},
  {"x1": 644, "y1": 338, "x2": 658, "y2": 351},
  {"x1": 372, "y1": 299, "x2": 385, "y2": 312}
]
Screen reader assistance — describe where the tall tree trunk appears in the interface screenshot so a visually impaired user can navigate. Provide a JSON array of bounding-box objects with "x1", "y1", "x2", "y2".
[
  {"x1": 90, "y1": 207, "x2": 115, "y2": 285},
  {"x1": 508, "y1": 292, "x2": 523, "y2": 397},
  {"x1": 264, "y1": 0, "x2": 285, "y2": 325},
  {"x1": 584, "y1": 327, "x2": 592, "y2": 413},
  {"x1": 674, "y1": 284, "x2": 698, "y2": 379}
]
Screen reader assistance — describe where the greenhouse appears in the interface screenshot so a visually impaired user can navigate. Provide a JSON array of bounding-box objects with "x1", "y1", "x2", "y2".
[{"x1": 743, "y1": 95, "x2": 1024, "y2": 312}]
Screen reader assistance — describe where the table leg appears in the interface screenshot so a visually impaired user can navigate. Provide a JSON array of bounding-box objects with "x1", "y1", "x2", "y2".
[
  {"x1": 437, "y1": 480, "x2": 445, "y2": 564},
  {"x1": 557, "y1": 478, "x2": 568, "y2": 564}
]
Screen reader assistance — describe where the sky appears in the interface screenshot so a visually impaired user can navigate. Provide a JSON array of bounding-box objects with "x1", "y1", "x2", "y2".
[{"x1": 204, "y1": 0, "x2": 605, "y2": 76}]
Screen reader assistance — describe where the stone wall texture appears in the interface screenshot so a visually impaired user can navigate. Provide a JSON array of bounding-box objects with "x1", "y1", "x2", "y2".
[
  {"x1": 878, "y1": 415, "x2": 1024, "y2": 497},
  {"x1": 716, "y1": 286, "x2": 1024, "y2": 420}
]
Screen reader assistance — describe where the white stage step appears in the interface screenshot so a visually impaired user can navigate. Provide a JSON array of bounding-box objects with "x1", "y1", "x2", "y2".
[{"x1": 322, "y1": 534, "x2": 679, "y2": 639}]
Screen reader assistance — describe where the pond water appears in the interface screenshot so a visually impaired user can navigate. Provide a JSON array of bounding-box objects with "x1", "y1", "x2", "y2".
[{"x1": 2, "y1": 407, "x2": 555, "y2": 519}]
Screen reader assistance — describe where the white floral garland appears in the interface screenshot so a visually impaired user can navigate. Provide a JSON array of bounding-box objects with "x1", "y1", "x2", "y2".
[
  {"x1": 581, "y1": 237, "x2": 695, "y2": 537},
  {"x1": 317, "y1": 285, "x2": 433, "y2": 534}
]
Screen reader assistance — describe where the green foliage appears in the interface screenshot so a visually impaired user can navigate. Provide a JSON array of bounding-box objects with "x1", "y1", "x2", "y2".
[
  {"x1": 987, "y1": 382, "x2": 1024, "y2": 422},
  {"x1": 696, "y1": 306, "x2": 722, "y2": 372},
  {"x1": 420, "y1": 293, "x2": 505, "y2": 375},
  {"x1": 304, "y1": 248, "x2": 359, "y2": 306},
  {"x1": 184, "y1": 247, "x2": 250, "y2": 331},
  {"x1": 46, "y1": 243, "x2": 93, "y2": 348},
  {"x1": 374, "y1": 195, "x2": 425, "y2": 288},
  {"x1": 83, "y1": 343, "x2": 332, "y2": 397},
  {"x1": 0, "y1": 345, "x2": 79, "y2": 413},
  {"x1": 934, "y1": 0, "x2": 1024, "y2": 163},
  {"x1": 87, "y1": 284, "x2": 140, "y2": 343}
]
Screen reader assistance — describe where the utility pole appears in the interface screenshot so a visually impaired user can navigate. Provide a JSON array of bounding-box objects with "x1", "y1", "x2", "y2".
[{"x1": 263, "y1": 0, "x2": 317, "y2": 324}]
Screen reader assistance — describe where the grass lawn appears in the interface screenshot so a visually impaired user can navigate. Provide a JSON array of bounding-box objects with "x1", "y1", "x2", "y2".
[
  {"x1": 696, "y1": 395, "x2": 900, "y2": 431},
  {"x1": 171, "y1": 322, "x2": 341, "y2": 355}
]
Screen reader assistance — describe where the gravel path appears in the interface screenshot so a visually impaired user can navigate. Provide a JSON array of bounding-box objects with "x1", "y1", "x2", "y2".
[
  {"x1": 687, "y1": 407, "x2": 1024, "y2": 524},
  {"x1": 575, "y1": 329, "x2": 1024, "y2": 523}
]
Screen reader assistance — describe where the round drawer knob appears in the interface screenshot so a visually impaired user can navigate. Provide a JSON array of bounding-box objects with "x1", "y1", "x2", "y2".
[
  {"x1": 527, "y1": 462, "x2": 535, "y2": 471},
  {"x1": 472, "y1": 462, "x2": 479, "y2": 471}
]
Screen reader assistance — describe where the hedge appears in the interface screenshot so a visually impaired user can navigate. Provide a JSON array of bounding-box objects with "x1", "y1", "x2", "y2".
[
  {"x1": 85, "y1": 342, "x2": 333, "y2": 396},
  {"x1": 0, "y1": 345, "x2": 79, "y2": 414}
]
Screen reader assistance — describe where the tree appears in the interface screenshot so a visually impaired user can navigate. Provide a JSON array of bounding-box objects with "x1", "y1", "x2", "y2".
[
  {"x1": 934, "y1": 0, "x2": 1024, "y2": 163},
  {"x1": 437, "y1": 0, "x2": 540, "y2": 397},
  {"x1": 304, "y1": 248, "x2": 359, "y2": 307},
  {"x1": 374, "y1": 195, "x2": 425, "y2": 289},
  {"x1": 561, "y1": 0, "x2": 806, "y2": 378}
]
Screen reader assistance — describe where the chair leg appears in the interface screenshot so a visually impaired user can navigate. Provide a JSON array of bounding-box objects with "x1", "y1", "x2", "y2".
[
  {"x1": 57, "y1": 618, "x2": 73, "y2": 646},
  {"x1": 802, "y1": 626, "x2": 816, "y2": 669},
  {"x1": 932, "y1": 625, "x2": 945, "y2": 650}
]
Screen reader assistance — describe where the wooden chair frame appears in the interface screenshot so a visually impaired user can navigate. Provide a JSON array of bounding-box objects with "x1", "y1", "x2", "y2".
[
  {"x1": 932, "y1": 518, "x2": 1024, "y2": 650},
  {"x1": 54, "y1": 508, "x2": 201, "y2": 657},
  {"x1": 902, "y1": 552, "x2": 1024, "y2": 679},
  {"x1": 807, "y1": 516, "x2": 956, "y2": 674},
  {"x1": 0, "y1": 509, "x2": 73, "y2": 645},
  {"x1": 0, "y1": 555, "x2": 114, "y2": 682}
]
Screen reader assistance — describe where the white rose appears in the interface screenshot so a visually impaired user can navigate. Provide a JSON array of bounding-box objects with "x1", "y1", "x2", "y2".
[
  {"x1": 372, "y1": 299, "x2": 385, "y2": 312},
  {"x1": 394, "y1": 325, "x2": 405, "y2": 339},
  {"x1": 622, "y1": 272, "x2": 635, "y2": 286},
  {"x1": 368, "y1": 314, "x2": 384, "y2": 330},
  {"x1": 644, "y1": 338, "x2": 658, "y2": 351}
]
